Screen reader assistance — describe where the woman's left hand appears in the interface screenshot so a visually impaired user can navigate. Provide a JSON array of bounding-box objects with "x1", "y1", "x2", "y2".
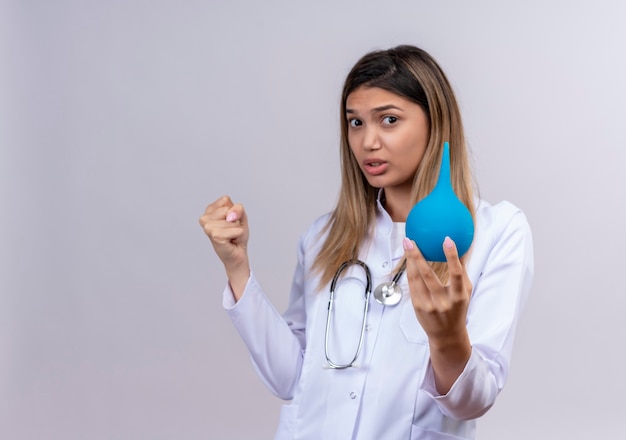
[{"x1": 403, "y1": 236, "x2": 472, "y2": 394}]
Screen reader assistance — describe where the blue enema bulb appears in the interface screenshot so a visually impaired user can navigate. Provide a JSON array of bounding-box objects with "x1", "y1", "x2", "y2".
[{"x1": 405, "y1": 142, "x2": 474, "y2": 262}]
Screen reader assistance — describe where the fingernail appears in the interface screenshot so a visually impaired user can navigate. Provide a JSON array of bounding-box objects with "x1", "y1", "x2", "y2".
[
  {"x1": 444, "y1": 236, "x2": 454, "y2": 249},
  {"x1": 403, "y1": 237, "x2": 414, "y2": 250},
  {"x1": 226, "y1": 212, "x2": 237, "y2": 222}
]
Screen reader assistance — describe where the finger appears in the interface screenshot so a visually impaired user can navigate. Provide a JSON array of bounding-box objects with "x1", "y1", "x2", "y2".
[
  {"x1": 199, "y1": 206, "x2": 230, "y2": 229},
  {"x1": 408, "y1": 239, "x2": 444, "y2": 293},
  {"x1": 442, "y1": 236, "x2": 464, "y2": 290},
  {"x1": 205, "y1": 222, "x2": 246, "y2": 243},
  {"x1": 403, "y1": 238, "x2": 434, "y2": 312},
  {"x1": 200, "y1": 195, "x2": 234, "y2": 226},
  {"x1": 226, "y1": 203, "x2": 247, "y2": 224},
  {"x1": 443, "y1": 236, "x2": 473, "y2": 301},
  {"x1": 204, "y1": 195, "x2": 234, "y2": 215}
]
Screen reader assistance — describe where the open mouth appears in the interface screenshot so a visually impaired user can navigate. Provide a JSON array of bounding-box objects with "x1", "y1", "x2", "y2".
[{"x1": 364, "y1": 160, "x2": 388, "y2": 175}]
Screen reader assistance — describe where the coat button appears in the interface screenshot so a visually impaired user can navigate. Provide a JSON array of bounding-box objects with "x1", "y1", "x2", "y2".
[
  {"x1": 382, "y1": 261, "x2": 389, "y2": 268},
  {"x1": 349, "y1": 392, "x2": 357, "y2": 399}
]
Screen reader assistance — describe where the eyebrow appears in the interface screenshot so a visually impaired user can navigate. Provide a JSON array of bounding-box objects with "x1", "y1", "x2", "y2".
[{"x1": 345, "y1": 104, "x2": 404, "y2": 114}]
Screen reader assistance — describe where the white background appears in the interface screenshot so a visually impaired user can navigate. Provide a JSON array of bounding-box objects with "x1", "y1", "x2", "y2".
[{"x1": 2, "y1": 1, "x2": 625, "y2": 438}]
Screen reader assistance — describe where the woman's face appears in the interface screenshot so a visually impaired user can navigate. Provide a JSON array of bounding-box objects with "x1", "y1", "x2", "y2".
[{"x1": 346, "y1": 86, "x2": 429, "y2": 198}]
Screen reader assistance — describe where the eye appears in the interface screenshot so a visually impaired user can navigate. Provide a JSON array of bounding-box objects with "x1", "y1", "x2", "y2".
[
  {"x1": 349, "y1": 118, "x2": 362, "y2": 128},
  {"x1": 382, "y1": 116, "x2": 398, "y2": 125}
]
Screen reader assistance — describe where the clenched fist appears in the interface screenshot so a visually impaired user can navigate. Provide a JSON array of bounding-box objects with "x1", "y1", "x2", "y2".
[{"x1": 199, "y1": 195, "x2": 251, "y2": 300}]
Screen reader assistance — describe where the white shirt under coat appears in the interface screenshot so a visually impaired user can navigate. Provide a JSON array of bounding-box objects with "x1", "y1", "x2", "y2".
[{"x1": 223, "y1": 197, "x2": 534, "y2": 439}]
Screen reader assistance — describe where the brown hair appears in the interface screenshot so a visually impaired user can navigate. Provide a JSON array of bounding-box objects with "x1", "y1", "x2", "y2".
[{"x1": 313, "y1": 45, "x2": 475, "y2": 287}]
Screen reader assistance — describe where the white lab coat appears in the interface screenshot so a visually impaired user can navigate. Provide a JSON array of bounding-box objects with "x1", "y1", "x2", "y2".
[{"x1": 223, "y1": 198, "x2": 533, "y2": 439}]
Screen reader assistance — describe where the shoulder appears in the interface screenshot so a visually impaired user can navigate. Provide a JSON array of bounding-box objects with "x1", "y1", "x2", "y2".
[
  {"x1": 470, "y1": 198, "x2": 533, "y2": 270},
  {"x1": 298, "y1": 211, "x2": 332, "y2": 254},
  {"x1": 474, "y1": 198, "x2": 531, "y2": 238}
]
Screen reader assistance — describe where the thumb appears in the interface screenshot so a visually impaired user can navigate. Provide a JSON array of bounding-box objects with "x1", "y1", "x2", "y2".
[
  {"x1": 226, "y1": 203, "x2": 247, "y2": 224},
  {"x1": 403, "y1": 237, "x2": 425, "y2": 273},
  {"x1": 403, "y1": 237, "x2": 423, "y2": 259}
]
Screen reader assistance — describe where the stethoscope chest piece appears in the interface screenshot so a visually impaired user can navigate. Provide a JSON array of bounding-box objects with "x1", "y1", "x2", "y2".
[
  {"x1": 373, "y1": 259, "x2": 406, "y2": 306},
  {"x1": 373, "y1": 281, "x2": 403, "y2": 306}
]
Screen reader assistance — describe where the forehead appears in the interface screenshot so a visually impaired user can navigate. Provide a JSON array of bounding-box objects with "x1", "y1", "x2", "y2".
[{"x1": 345, "y1": 86, "x2": 414, "y2": 110}]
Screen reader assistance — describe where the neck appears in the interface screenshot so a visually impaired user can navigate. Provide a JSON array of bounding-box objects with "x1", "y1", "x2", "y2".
[{"x1": 382, "y1": 187, "x2": 412, "y2": 222}]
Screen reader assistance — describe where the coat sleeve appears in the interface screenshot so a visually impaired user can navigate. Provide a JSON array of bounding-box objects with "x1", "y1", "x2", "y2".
[
  {"x1": 222, "y1": 231, "x2": 309, "y2": 400},
  {"x1": 420, "y1": 203, "x2": 534, "y2": 420}
]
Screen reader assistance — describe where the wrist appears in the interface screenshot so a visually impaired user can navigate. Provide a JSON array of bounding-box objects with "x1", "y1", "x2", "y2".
[
  {"x1": 428, "y1": 326, "x2": 469, "y2": 350},
  {"x1": 428, "y1": 328, "x2": 471, "y2": 355},
  {"x1": 225, "y1": 260, "x2": 251, "y2": 301},
  {"x1": 428, "y1": 329, "x2": 471, "y2": 395},
  {"x1": 428, "y1": 329, "x2": 471, "y2": 375}
]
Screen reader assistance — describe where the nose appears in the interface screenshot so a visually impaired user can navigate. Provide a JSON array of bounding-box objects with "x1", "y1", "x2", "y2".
[{"x1": 363, "y1": 126, "x2": 381, "y2": 151}]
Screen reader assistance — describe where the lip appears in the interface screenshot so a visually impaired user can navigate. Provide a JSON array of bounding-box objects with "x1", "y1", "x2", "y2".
[{"x1": 363, "y1": 158, "x2": 388, "y2": 176}]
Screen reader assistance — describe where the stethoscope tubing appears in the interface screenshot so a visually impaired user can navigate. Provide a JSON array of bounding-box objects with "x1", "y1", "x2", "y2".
[
  {"x1": 324, "y1": 259, "x2": 406, "y2": 369},
  {"x1": 325, "y1": 260, "x2": 371, "y2": 369}
]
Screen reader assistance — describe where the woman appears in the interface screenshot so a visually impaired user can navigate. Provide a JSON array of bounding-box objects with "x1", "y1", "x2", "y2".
[{"x1": 200, "y1": 45, "x2": 533, "y2": 439}]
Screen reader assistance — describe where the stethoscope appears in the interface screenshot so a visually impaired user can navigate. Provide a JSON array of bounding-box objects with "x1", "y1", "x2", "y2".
[{"x1": 324, "y1": 258, "x2": 407, "y2": 369}]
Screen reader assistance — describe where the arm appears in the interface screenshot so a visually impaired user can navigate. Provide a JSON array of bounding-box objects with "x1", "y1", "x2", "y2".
[
  {"x1": 405, "y1": 207, "x2": 534, "y2": 419},
  {"x1": 223, "y1": 273, "x2": 305, "y2": 400},
  {"x1": 404, "y1": 236, "x2": 472, "y2": 395},
  {"x1": 199, "y1": 196, "x2": 307, "y2": 399}
]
